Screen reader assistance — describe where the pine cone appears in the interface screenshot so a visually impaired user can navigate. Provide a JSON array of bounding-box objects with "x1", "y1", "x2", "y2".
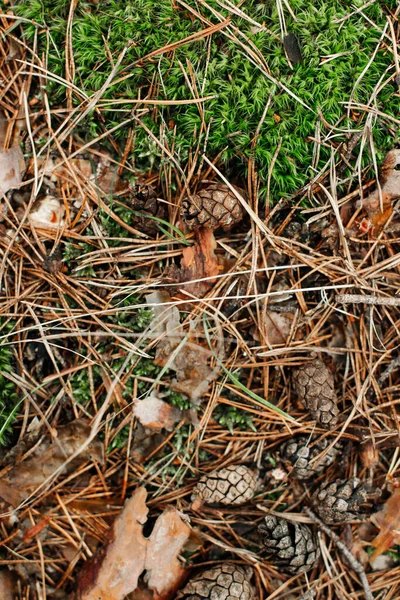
[
  {"x1": 258, "y1": 515, "x2": 320, "y2": 574},
  {"x1": 130, "y1": 183, "x2": 167, "y2": 234},
  {"x1": 281, "y1": 435, "x2": 341, "y2": 480},
  {"x1": 176, "y1": 563, "x2": 255, "y2": 600},
  {"x1": 192, "y1": 465, "x2": 259, "y2": 507},
  {"x1": 312, "y1": 478, "x2": 380, "y2": 524},
  {"x1": 181, "y1": 183, "x2": 244, "y2": 231},
  {"x1": 292, "y1": 359, "x2": 339, "y2": 428}
]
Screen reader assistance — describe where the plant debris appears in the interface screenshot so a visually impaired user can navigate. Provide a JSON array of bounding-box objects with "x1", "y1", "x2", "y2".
[
  {"x1": 147, "y1": 291, "x2": 220, "y2": 402},
  {"x1": 283, "y1": 33, "x2": 303, "y2": 64},
  {"x1": 0, "y1": 570, "x2": 16, "y2": 600},
  {"x1": 0, "y1": 420, "x2": 103, "y2": 507},
  {"x1": 361, "y1": 149, "x2": 400, "y2": 232},
  {"x1": 76, "y1": 486, "x2": 192, "y2": 600},
  {"x1": 2, "y1": 6, "x2": 400, "y2": 599},
  {"x1": 167, "y1": 228, "x2": 220, "y2": 298},
  {"x1": 29, "y1": 195, "x2": 65, "y2": 228},
  {"x1": 0, "y1": 145, "x2": 24, "y2": 196},
  {"x1": 133, "y1": 394, "x2": 182, "y2": 430},
  {"x1": 281, "y1": 435, "x2": 341, "y2": 480},
  {"x1": 370, "y1": 485, "x2": 400, "y2": 563}
]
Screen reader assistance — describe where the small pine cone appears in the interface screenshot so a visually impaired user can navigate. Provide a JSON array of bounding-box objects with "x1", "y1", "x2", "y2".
[
  {"x1": 281, "y1": 435, "x2": 341, "y2": 480},
  {"x1": 312, "y1": 478, "x2": 380, "y2": 524},
  {"x1": 258, "y1": 515, "x2": 320, "y2": 574},
  {"x1": 292, "y1": 359, "x2": 339, "y2": 428},
  {"x1": 192, "y1": 465, "x2": 259, "y2": 507},
  {"x1": 130, "y1": 183, "x2": 167, "y2": 234},
  {"x1": 181, "y1": 183, "x2": 244, "y2": 231},
  {"x1": 176, "y1": 563, "x2": 255, "y2": 600}
]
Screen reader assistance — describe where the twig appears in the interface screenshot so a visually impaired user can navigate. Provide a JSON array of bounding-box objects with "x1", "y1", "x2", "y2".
[
  {"x1": 335, "y1": 294, "x2": 400, "y2": 307},
  {"x1": 378, "y1": 355, "x2": 400, "y2": 385},
  {"x1": 306, "y1": 509, "x2": 374, "y2": 600}
]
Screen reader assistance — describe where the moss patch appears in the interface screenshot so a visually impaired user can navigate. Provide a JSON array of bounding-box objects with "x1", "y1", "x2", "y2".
[{"x1": 14, "y1": 0, "x2": 399, "y2": 201}]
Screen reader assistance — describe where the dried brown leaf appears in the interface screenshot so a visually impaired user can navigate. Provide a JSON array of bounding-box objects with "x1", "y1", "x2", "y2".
[
  {"x1": 0, "y1": 570, "x2": 17, "y2": 600},
  {"x1": 146, "y1": 292, "x2": 220, "y2": 403},
  {"x1": 77, "y1": 486, "x2": 148, "y2": 600},
  {"x1": 144, "y1": 506, "x2": 190, "y2": 599},
  {"x1": 370, "y1": 486, "x2": 400, "y2": 563},
  {"x1": 167, "y1": 228, "x2": 220, "y2": 298},
  {"x1": 76, "y1": 486, "x2": 192, "y2": 600},
  {"x1": 0, "y1": 420, "x2": 103, "y2": 506},
  {"x1": 133, "y1": 395, "x2": 181, "y2": 430},
  {"x1": 38, "y1": 153, "x2": 123, "y2": 195},
  {"x1": 29, "y1": 195, "x2": 64, "y2": 228},
  {"x1": 362, "y1": 149, "x2": 400, "y2": 233},
  {"x1": 0, "y1": 146, "x2": 24, "y2": 195}
]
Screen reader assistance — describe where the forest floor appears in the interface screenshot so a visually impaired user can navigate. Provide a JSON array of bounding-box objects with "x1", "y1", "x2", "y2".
[{"x1": 0, "y1": 1, "x2": 400, "y2": 599}]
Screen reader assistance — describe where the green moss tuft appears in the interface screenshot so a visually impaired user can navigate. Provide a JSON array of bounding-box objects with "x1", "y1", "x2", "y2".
[{"x1": 14, "y1": 0, "x2": 399, "y2": 201}]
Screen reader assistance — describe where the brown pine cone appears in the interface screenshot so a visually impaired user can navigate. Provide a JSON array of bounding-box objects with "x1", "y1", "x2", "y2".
[
  {"x1": 281, "y1": 435, "x2": 341, "y2": 480},
  {"x1": 130, "y1": 183, "x2": 167, "y2": 234},
  {"x1": 258, "y1": 515, "x2": 320, "y2": 574},
  {"x1": 180, "y1": 183, "x2": 244, "y2": 231},
  {"x1": 192, "y1": 465, "x2": 259, "y2": 507},
  {"x1": 292, "y1": 359, "x2": 339, "y2": 428},
  {"x1": 312, "y1": 477, "x2": 380, "y2": 524},
  {"x1": 176, "y1": 564, "x2": 255, "y2": 600}
]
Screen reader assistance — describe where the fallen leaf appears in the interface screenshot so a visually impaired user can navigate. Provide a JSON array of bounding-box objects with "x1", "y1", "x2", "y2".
[
  {"x1": 144, "y1": 507, "x2": 190, "y2": 599},
  {"x1": 0, "y1": 420, "x2": 103, "y2": 506},
  {"x1": 0, "y1": 146, "x2": 24, "y2": 195},
  {"x1": 166, "y1": 227, "x2": 220, "y2": 298},
  {"x1": 29, "y1": 195, "x2": 65, "y2": 228},
  {"x1": 0, "y1": 570, "x2": 16, "y2": 600},
  {"x1": 361, "y1": 149, "x2": 400, "y2": 233},
  {"x1": 370, "y1": 485, "x2": 400, "y2": 563},
  {"x1": 146, "y1": 291, "x2": 220, "y2": 403},
  {"x1": 131, "y1": 423, "x2": 166, "y2": 464},
  {"x1": 371, "y1": 554, "x2": 394, "y2": 571},
  {"x1": 252, "y1": 310, "x2": 293, "y2": 346},
  {"x1": 76, "y1": 486, "x2": 192, "y2": 600},
  {"x1": 133, "y1": 394, "x2": 181, "y2": 430},
  {"x1": 38, "y1": 153, "x2": 124, "y2": 195},
  {"x1": 264, "y1": 311, "x2": 292, "y2": 345}
]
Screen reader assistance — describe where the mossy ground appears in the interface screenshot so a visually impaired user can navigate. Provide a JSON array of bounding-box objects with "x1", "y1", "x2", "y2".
[{"x1": 14, "y1": 0, "x2": 399, "y2": 201}]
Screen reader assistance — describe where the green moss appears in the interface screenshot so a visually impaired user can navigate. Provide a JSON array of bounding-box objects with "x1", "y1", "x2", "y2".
[
  {"x1": 13, "y1": 0, "x2": 399, "y2": 202},
  {"x1": 213, "y1": 403, "x2": 256, "y2": 434},
  {"x1": 0, "y1": 321, "x2": 20, "y2": 445}
]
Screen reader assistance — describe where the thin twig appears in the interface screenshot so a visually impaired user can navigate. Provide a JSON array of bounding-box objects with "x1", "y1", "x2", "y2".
[
  {"x1": 306, "y1": 509, "x2": 374, "y2": 600},
  {"x1": 378, "y1": 355, "x2": 400, "y2": 385},
  {"x1": 335, "y1": 294, "x2": 400, "y2": 307}
]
